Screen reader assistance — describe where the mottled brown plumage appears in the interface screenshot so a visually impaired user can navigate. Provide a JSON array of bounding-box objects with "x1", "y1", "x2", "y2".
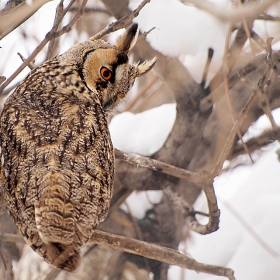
[{"x1": 0, "y1": 24, "x2": 156, "y2": 271}]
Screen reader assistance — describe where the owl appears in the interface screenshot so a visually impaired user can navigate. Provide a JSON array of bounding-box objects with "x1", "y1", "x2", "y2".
[{"x1": 0, "y1": 24, "x2": 156, "y2": 271}]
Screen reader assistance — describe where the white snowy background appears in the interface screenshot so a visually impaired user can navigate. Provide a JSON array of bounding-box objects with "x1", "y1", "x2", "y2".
[{"x1": 1, "y1": 0, "x2": 280, "y2": 279}]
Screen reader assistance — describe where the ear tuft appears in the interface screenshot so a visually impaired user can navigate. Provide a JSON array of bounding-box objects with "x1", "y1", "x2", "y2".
[
  {"x1": 116, "y1": 23, "x2": 139, "y2": 53},
  {"x1": 136, "y1": 57, "x2": 157, "y2": 77}
]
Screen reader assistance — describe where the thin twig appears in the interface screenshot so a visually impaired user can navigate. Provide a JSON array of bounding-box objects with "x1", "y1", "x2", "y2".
[
  {"x1": 229, "y1": 127, "x2": 280, "y2": 160},
  {"x1": 257, "y1": 13, "x2": 280, "y2": 21},
  {"x1": 89, "y1": 0, "x2": 151, "y2": 41},
  {"x1": 0, "y1": 250, "x2": 7, "y2": 271},
  {"x1": 133, "y1": 82, "x2": 164, "y2": 112},
  {"x1": 220, "y1": 198, "x2": 279, "y2": 258},
  {"x1": 123, "y1": 75, "x2": 158, "y2": 111},
  {"x1": 222, "y1": 24, "x2": 254, "y2": 163},
  {"x1": 69, "y1": 6, "x2": 112, "y2": 16},
  {"x1": 46, "y1": 0, "x2": 65, "y2": 60},
  {"x1": 236, "y1": 0, "x2": 257, "y2": 55},
  {"x1": 0, "y1": 0, "x2": 88, "y2": 94},
  {"x1": 138, "y1": 27, "x2": 156, "y2": 40},
  {"x1": 211, "y1": 90, "x2": 258, "y2": 178},
  {"x1": 17, "y1": 53, "x2": 35, "y2": 70},
  {"x1": 200, "y1": 48, "x2": 214, "y2": 88}
]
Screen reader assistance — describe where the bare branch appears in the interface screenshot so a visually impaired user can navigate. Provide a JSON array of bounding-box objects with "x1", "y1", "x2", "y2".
[
  {"x1": 89, "y1": 0, "x2": 151, "y2": 41},
  {"x1": 182, "y1": 0, "x2": 278, "y2": 23},
  {"x1": 0, "y1": 0, "x2": 52, "y2": 40},
  {"x1": 211, "y1": 90, "x2": 258, "y2": 178},
  {"x1": 0, "y1": 231, "x2": 235, "y2": 279},
  {"x1": 200, "y1": 48, "x2": 214, "y2": 88},
  {"x1": 257, "y1": 13, "x2": 280, "y2": 21},
  {"x1": 115, "y1": 149, "x2": 206, "y2": 185},
  {"x1": 230, "y1": 127, "x2": 280, "y2": 159},
  {"x1": 46, "y1": 0, "x2": 65, "y2": 60},
  {"x1": 89, "y1": 230, "x2": 235, "y2": 279},
  {"x1": 185, "y1": 182, "x2": 220, "y2": 234},
  {"x1": 17, "y1": 53, "x2": 35, "y2": 70},
  {"x1": 0, "y1": 0, "x2": 88, "y2": 94},
  {"x1": 0, "y1": 77, "x2": 6, "y2": 85},
  {"x1": 69, "y1": 6, "x2": 112, "y2": 16}
]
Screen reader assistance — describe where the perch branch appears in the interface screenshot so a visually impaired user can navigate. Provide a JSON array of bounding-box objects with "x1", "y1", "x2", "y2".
[
  {"x1": 0, "y1": 231, "x2": 235, "y2": 279},
  {"x1": 89, "y1": 230, "x2": 235, "y2": 279}
]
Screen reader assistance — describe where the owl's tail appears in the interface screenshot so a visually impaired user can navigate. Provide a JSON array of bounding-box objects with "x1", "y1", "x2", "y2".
[{"x1": 35, "y1": 180, "x2": 75, "y2": 245}]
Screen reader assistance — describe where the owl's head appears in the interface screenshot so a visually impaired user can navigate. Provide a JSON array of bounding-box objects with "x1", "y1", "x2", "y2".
[{"x1": 63, "y1": 24, "x2": 156, "y2": 110}]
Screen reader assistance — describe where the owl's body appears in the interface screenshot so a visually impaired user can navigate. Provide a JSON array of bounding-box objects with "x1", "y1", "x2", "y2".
[{"x1": 0, "y1": 24, "x2": 155, "y2": 271}]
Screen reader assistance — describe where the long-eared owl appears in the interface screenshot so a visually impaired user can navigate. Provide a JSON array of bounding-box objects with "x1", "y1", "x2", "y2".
[{"x1": 0, "y1": 24, "x2": 156, "y2": 271}]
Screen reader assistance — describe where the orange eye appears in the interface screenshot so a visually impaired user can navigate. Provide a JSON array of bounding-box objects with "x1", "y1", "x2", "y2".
[{"x1": 100, "y1": 67, "x2": 112, "y2": 81}]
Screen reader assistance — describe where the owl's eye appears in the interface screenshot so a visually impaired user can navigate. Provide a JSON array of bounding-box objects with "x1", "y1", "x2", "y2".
[{"x1": 100, "y1": 67, "x2": 112, "y2": 81}]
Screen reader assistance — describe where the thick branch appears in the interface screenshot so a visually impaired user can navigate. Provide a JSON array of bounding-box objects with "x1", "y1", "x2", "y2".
[
  {"x1": 0, "y1": 0, "x2": 51, "y2": 40},
  {"x1": 0, "y1": 231, "x2": 235, "y2": 279},
  {"x1": 89, "y1": 230, "x2": 235, "y2": 279}
]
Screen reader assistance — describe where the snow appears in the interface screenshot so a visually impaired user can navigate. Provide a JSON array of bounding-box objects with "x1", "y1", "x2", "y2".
[
  {"x1": 129, "y1": 0, "x2": 229, "y2": 83},
  {"x1": 174, "y1": 143, "x2": 280, "y2": 280},
  {"x1": 110, "y1": 105, "x2": 280, "y2": 280},
  {"x1": 120, "y1": 190, "x2": 163, "y2": 219},
  {"x1": 109, "y1": 103, "x2": 176, "y2": 156}
]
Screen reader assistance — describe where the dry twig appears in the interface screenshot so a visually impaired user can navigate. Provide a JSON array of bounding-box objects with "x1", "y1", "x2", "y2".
[
  {"x1": 222, "y1": 23, "x2": 254, "y2": 163},
  {"x1": 0, "y1": 0, "x2": 88, "y2": 94},
  {"x1": 17, "y1": 53, "x2": 35, "y2": 70},
  {"x1": 230, "y1": 127, "x2": 280, "y2": 159},
  {"x1": 89, "y1": 0, "x2": 151, "y2": 40}
]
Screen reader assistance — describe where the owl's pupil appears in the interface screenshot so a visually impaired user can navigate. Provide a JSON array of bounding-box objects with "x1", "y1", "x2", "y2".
[{"x1": 103, "y1": 71, "x2": 110, "y2": 77}]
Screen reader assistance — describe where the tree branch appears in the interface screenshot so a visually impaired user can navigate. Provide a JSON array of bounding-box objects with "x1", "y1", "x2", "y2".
[
  {"x1": 0, "y1": 0, "x2": 88, "y2": 94},
  {"x1": 89, "y1": 0, "x2": 151, "y2": 41},
  {"x1": 115, "y1": 149, "x2": 206, "y2": 185},
  {"x1": 0, "y1": 231, "x2": 235, "y2": 279},
  {"x1": 0, "y1": 0, "x2": 52, "y2": 40}
]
